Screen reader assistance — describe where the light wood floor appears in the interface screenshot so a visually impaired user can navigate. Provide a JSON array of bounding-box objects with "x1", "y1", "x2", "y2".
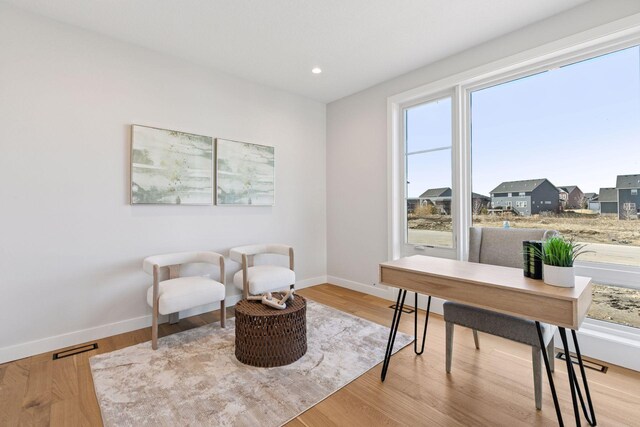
[{"x1": 1, "y1": 284, "x2": 639, "y2": 426}]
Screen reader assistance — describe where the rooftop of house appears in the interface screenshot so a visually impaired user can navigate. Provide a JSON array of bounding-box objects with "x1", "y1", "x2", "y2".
[
  {"x1": 472, "y1": 192, "x2": 490, "y2": 200},
  {"x1": 584, "y1": 192, "x2": 598, "y2": 200},
  {"x1": 598, "y1": 187, "x2": 617, "y2": 202},
  {"x1": 490, "y1": 178, "x2": 555, "y2": 195},
  {"x1": 616, "y1": 174, "x2": 640, "y2": 189},
  {"x1": 558, "y1": 185, "x2": 580, "y2": 194},
  {"x1": 415, "y1": 188, "x2": 487, "y2": 200},
  {"x1": 419, "y1": 187, "x2": 452, "y2": 198}
]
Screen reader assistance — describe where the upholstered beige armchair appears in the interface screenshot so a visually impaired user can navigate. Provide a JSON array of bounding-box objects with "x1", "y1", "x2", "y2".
[
  {"x1": 143, "y1": 251, "x2": 226, "y2": 350},
  {"x1": 229, "y1": 244, "x2": 295, "y2": 300}
]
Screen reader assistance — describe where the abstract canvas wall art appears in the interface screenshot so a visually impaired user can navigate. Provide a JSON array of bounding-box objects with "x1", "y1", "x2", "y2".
[
  {"x1": 131, "y1": 125, "x2": 213, "y2": 205},
  {"x1": 216, "y1": 139, "x2": 275, "y2": 205}
]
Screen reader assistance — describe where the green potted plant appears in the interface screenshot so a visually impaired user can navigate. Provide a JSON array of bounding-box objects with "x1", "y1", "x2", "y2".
[{"x1": 533, "y1": 236, "x2": 590, "y2": 288}]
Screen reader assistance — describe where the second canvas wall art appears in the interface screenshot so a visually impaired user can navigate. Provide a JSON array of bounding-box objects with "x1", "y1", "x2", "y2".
[{"x1": 216, "y1": 138, "x2": 275, "y2": 206}]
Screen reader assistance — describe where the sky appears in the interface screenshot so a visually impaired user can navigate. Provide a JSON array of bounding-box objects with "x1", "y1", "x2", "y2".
[{"x1": 406, "y1": 45, "x2": 640, "y2": 198}]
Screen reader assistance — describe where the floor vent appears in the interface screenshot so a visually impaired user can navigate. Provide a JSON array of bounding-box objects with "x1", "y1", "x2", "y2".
[
  {"x1": 53, "y1": 343, "x2": 98, "y2": 360},
  {"x1": 555, "y1": 352, "x2": 608, "y2": 373},
  {"x1": 389, "y1": 304, "x2": 415, "y2": 314}
]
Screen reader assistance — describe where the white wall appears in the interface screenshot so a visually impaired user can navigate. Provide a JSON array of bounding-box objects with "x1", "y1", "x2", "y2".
[
  {"x1": 326, "y1": 0, "x2": 640, "y2": 291},
  {"x1": 0, "y1": 4, "x2": 326, "y2": 363}
]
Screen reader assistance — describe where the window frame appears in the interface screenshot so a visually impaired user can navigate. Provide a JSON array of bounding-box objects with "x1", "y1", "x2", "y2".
[
  {"x1": 388, "y1": 23, "x2": 640, "y2": 284},
  {"x1": 394, "y1": 90, "x2": 459, "y2": 258}
]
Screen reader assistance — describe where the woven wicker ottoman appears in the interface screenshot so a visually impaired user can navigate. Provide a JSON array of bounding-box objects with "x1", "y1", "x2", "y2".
[{"x1": 234, "y1": 295, "x2": 307, "y2": 367}]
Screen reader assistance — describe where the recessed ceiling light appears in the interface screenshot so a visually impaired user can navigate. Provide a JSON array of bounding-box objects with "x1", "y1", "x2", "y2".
[{"x1": 311, "y1": 67, "x2": 322, "y2": 74}]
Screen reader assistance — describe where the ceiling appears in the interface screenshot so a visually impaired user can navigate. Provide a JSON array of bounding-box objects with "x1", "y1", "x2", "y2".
[{"x1": 3, "y1": 0, "x2": 588, "y2": 102}]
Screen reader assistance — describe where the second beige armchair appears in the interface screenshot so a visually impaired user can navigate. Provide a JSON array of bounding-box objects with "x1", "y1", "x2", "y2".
[{"x1": 229, "y1": 244, "x2": 295, "y2": 299}]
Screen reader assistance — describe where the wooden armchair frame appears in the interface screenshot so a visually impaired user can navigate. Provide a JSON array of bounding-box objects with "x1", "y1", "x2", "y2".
[{"x1": 144, "y1": 251, "x2": 226, "y2": 350}]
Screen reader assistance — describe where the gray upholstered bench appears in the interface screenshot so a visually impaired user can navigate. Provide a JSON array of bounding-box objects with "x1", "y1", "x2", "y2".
[
  {"x1": 444, "y1": 303, "x2": 556, "y2": 349},
  {"x1": 444, "y1": 227, "x2": 557, "y2": 410},
  {"x1": 444, "y1": 302, "x2": 555, "y2": 378}
]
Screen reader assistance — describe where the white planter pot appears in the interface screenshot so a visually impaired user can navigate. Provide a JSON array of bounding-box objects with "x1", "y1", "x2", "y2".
[{"x1": 543, "y1": 265, "x2": 575, "y2": 288}]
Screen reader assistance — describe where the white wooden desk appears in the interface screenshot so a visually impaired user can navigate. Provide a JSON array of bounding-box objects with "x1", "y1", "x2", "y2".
[{"x1": 379, "y1": 255, "x2": 596, "y2": 427}]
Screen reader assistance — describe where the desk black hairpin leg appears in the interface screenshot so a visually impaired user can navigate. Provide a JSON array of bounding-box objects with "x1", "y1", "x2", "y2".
[
  {"x1": 537, "y1": 321, "x2": 597, "y2": 427},
  {"x1": 559, "y1": 328, "x2": 597, "y2": 427},
  {"x1": 571, "y1": 330, "x2": 596, "y2": 426},
  {"x1": 536, "y1": 321, "x2": 564, "y2": 426},
  {"x1": 381, "y1": 289, "x2": 407, "y2": 381},
  {"x1": 414, "y1": 293, "x2": 431, "y2": 355}
]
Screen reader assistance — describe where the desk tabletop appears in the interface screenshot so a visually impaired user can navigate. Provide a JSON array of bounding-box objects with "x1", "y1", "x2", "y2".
[{"x1": 380, "y1": 255, "x2": 592, "y2": 329}]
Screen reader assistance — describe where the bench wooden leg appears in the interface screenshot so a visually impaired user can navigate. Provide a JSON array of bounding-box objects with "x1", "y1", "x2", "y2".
[
  {"x1": 446, "y1": 322, "x2": 454, "y2": 373},
  {"x1": 532, "y1": 347, "x2": 542, "y2": 410}
]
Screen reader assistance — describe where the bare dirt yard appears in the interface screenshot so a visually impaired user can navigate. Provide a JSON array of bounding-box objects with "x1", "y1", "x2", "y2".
[
  {"x1": 590, "y1": 283, "x2": 640, "y2": 329},
  {"x1": 409, "y1": 212, "x2": 640, "y2": 245},
  {"x1": 473, "y1": 213, "x2": 640, "y2": 246}
]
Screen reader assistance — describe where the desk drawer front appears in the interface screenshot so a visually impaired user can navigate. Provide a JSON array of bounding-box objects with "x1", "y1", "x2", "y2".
[{"x1": 380, "y1": 267, "x2": 576, "y2": 328}]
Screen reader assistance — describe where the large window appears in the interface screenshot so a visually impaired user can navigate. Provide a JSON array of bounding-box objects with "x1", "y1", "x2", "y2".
[
  {"x1": 404, "y1": 96, "x2": 453, "y2": 248},
  {"x1": 391, "y1": 34, "x2": 640, "y2": 332},
  {"x1": 468, "y1": 45, "x2": 640, "y2": 328},
  {"x1": 471, "y1": 45, "x2": 640, "y2": 267}
]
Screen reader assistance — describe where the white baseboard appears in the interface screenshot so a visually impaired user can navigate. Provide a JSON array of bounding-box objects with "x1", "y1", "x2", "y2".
[
  {"x1": 326, "y1": 275, "x2": 446, "y2": 314},
  {"x1": 0, "y1": 276, "x2": 327, "y2": 365},
  {"x1": 327, "y1": 275, "x2": 639, "y2": 372},
  {"x1": 296, "y1": 275, "x2": 328, "y2": 289},
  {"x1": 0, "y1": 314, "x2": 153, "y2": 365},
  {"x1": 326, "y1": 276, "x2": 394, "y2": 300}
]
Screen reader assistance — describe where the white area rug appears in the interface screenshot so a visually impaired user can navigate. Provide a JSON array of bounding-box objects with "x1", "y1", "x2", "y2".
[{"x1": 90, "y1": 300, "x2": 413, "y2": 426}]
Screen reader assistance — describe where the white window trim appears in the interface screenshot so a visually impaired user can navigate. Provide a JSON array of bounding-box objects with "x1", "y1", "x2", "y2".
[
  {"x1": 390, "y1": 90, "x2": 461, "y2": 260},
  {"x1": 388, "y1": 14, "x2": 640, "y2": 360}
]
